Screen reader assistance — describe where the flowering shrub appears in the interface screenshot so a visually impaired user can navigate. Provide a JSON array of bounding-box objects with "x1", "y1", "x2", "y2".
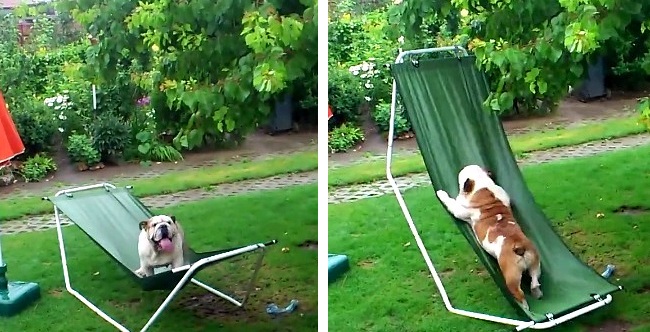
[
  {"x1": 43, "y1": 93, "x2": 81, "y2": 135},
  {"x1": 131, "y1": 96, "x2": 183, "y2": 163},
  {"x1": 329, "y1": 5, "x2": 400, "y2": 121}
]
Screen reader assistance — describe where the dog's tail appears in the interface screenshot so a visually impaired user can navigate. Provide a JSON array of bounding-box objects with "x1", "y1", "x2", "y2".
[
  {"x1": 513, "y1": 244, "x2": 526, "y2": 256},
  {"x1": 513, "y1": 242, "x2": 539, "y2": 268}
]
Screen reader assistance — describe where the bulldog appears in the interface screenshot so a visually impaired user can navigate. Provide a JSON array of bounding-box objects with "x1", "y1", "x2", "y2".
[
  {"x1": 435, "y1": 165, "x2": 542, "y2": 310},
  {"x1": 134, "y1": 215, "x2": 187, "y2": 277}
]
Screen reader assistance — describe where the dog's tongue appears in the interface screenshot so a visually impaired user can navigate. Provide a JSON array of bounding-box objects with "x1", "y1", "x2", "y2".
[{"x1": 159, "y1": 238, "x2": 173, "y2": 252}]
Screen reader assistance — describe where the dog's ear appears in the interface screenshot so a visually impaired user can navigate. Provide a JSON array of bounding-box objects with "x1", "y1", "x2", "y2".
[
  {"x1": 463, "y1": 179, "x2": 475, "y2": 193},
  {"x1": 170, "y1": 215, "x2": 176, "y2": 223},
  {"x1": 139, "y1": 221, "x2": 149, "y2": 230},
  {"x1": 484, "y1": 168, "x2": 494, "y2": 179}
]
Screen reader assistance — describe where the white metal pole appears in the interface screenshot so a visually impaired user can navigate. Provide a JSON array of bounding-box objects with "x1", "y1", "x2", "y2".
[
  {"x1": 0, "y1": 234, "x2": 4, "y2": 266},
  {"x1": 92, "y1": 84, "x2": 97, "y2": 110}
]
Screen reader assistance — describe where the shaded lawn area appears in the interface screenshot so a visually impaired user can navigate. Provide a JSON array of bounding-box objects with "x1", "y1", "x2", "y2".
[
  {"x1": 0, "y1": 184, "x2": 317, "y2": 331},
  {"x1": 328, "y1": 145, "x2": 650, "y2": 332}
]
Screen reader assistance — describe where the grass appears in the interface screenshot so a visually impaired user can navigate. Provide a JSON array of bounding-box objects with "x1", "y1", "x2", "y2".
[
  {"x1": 328, "y1": 115, "x2": 646, "y2": 187},
  {"x1": 0, "y1": 150, "x2": 317, "y2": 222},
  {"x1": 328, "y1": 144, "x2": 650, "y2": 331},
  {"x1": 0, "y1": 184, "x2": 317, "y2": 331}
]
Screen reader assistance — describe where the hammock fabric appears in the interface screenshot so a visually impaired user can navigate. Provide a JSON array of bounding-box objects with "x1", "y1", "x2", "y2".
[{"x1": 391, "y1": 55, "x2": 621, "y2": 322}]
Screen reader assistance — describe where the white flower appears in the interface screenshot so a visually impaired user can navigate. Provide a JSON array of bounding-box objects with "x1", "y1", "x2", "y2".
[
  {"x1": 361, "y1": 62, "x2": 370, "y2": 71},
  {"x1": 365, "y1": 82, "x2": 374, "y2": 89},
  {"x1": 460, "y1": 9, "x2": 469, "y2": 17},
  {"x1": 349, "y1": 65, "x2": 361, "y2": 75},
  {"x1": 54, "y1": 105, "x2": 61, "y2": 110},
  {"x1": 62, "y1": 90, "x2": 69, "y2": 94},
  {"x1": 398, "y1": 36, "x2": 405, "y2": 44},
  {"x1": 393, "y1": 0, "x2": 402, "y2": 4},
  {"x1": 58, "y1": 113, "x2": 65, "y2": 120},
  {"x1": 56, "y1": 95, "x2": 64, "y2": 103},
  {"x1": 58, "y1": 128, "x2": 64, "y2": 133},
  {"x1": 364, "y1": 96, "x2": 372, "y2": 101}
]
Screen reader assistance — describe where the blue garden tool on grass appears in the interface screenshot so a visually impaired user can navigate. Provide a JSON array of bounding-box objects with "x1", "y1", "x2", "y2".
[{"x1": 266, "y1": 299, "x2": 299, "y2": 316}]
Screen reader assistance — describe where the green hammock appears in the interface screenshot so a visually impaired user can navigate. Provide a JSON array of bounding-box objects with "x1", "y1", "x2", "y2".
[
  {"x1": 46, "y1": 183, "x2": 276, "y2": 332},
  {"x1": 388, "y1": 48, "x2": 622, "y2": 330}
]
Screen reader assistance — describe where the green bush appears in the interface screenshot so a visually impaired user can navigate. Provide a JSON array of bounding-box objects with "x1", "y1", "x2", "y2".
[
  {"x1": 135, "y1": 130, "x2": 183, "y2": 163},
  {"x1": 94, "y1": 69, "x2": 140, "y2": 120},
  {"x1": 66, "y1": 134, "x2": 101, "y2": 166},
  {"x1": 11, "y1": 99, "x2": 58, "y2": 156},
  {"x1": 328, "y1": 66, "x2": 366, "y2": 129},
  {"x1": 91, "y1": 112, "x2": 131, "y2": 161},
  {"x1": 328, "y1": 123, "x2": 365, "y2": 153},
  {"x1": 18, "y1": 154, "x2": 57, "y2": 182},
  {"x1": 328, "y1": 14, "x2": 366, "y2": 64},
  {"x1": 371, "y1": 102, "x2": 412, "y2": 136}
]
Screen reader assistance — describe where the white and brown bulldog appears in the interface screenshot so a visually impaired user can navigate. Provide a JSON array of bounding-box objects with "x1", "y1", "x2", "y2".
[
  {"x1": 435, "y1": 165, "x2": 542, "y2": 310},
  {"x1": 134, "y1": 215, "x2": 187, "y2": 277}
]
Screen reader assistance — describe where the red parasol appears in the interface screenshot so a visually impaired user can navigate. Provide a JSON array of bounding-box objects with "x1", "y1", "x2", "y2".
[
  {"x1": 0, "y1": 91, "x2": 25, "y2": 167},
  {"x1": 328, "y1": 105, "x2": 333, "y2": 120}
]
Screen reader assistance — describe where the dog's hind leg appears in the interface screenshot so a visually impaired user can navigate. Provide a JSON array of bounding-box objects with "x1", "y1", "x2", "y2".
[
  {"x1": 499, "y1": 254, "x2": 528, "y2": 310},
  {"x1": 529, "y1": 260, "x2": 543, "y2": 299}
]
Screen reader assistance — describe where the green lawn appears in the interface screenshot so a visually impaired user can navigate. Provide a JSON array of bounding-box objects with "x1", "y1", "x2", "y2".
[
  {"x1": 328, "y1": 115, "x2": 646, "y2": 187},
  {"x1": 0, "y1": 150, "x2": 317, "y2": 222},
  {"x1": 0, "y1": 184, "x2": 317, "y2": 331},
  {"x1": 328, "y1": 144, "x2": 650, "y2": 331}
]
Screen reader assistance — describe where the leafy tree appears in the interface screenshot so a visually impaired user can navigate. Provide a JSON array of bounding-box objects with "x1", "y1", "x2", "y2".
[
  {"x1": 387, "y1": 0, "x2": 650, "y2": 115},
  {"x1": 59, "y1": 0, "x2": 317, "y2": 150}
]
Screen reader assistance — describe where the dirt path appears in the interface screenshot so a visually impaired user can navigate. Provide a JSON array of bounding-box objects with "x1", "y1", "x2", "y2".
[
  {"x1": 0, "y1": 129, "x2": 317, "y2": 199},
  {"x1": 328, "y1": 93, "x2": 642, "y2": 165}
]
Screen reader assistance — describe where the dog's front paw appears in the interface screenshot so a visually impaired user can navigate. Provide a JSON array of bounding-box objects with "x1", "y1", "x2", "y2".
[
  {"x1": 134, "y1": 268, "x2": 147, "y2": 278},
  {"x1": 436, "y1": 190, "x2": 450, "y2": 201}
]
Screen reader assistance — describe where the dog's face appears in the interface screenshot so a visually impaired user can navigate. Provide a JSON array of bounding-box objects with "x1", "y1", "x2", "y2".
[
  {"x1": 458, "y1": 164, "x2": 495, "y2": 196},
  {"x1": 139, "y1": 215, "x2": 178, "y2": 249}
]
